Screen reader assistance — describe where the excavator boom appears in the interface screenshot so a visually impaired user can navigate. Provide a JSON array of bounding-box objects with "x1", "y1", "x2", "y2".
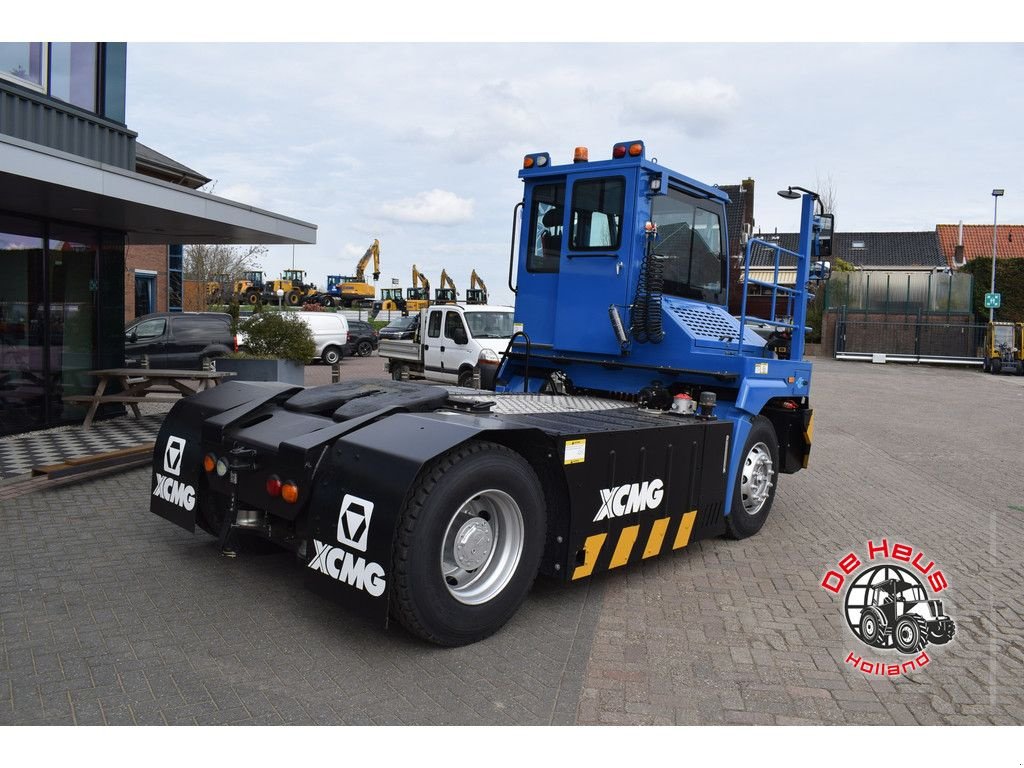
[{"x1": 356, "y1": 239, "x2": 381, "y2": 282}]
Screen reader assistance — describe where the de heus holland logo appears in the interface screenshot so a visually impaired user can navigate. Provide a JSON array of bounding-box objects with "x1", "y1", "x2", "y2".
[
  {"x1": 821, "y1": 538, "x2": 956, "y2": 677},
  {"x1": 153, "y1": 435, "x2": 195, "y2": 511},
  {"x1": 593, "y1": 479, "x2": 664, "y2": 522},
  {"x1": 337, "y1": 494, "x2": 374, "y2": 552}
]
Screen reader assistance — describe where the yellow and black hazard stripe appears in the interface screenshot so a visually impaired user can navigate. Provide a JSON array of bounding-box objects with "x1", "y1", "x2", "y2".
[{"x1": 571, "y1": 509, "x2": 700, "y2": 581}]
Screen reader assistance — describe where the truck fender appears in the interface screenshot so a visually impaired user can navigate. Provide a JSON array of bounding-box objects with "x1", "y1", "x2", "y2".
[{"x1": 303, "y1": 411, "x2": 515, "y2": 625}]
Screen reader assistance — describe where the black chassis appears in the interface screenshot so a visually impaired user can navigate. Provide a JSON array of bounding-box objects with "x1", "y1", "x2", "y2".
[{"x1": 151, "y1": 379, "x2": 734, "y2": 626}]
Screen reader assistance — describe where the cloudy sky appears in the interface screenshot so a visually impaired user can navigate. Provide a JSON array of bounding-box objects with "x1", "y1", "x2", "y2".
[{"x1": 121, "y1": 40, "x2": 1023, "y2": 305}]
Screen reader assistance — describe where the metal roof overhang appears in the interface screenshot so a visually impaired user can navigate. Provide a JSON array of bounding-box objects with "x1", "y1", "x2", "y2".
[
  {"x1": 742, "y1": 269, "x2": 797, "y2": 286},
  {"x1": 0, "y1": 135, "x2": 316, "y2": 245}
]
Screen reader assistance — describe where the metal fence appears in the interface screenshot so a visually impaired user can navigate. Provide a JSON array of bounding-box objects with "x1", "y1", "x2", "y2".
[
  {"x1": 834, "y1": 312, "x2": 986, "y2": 364},
  {"x1": 825, "y1": 271, "x2": 973, "y2": 316}
]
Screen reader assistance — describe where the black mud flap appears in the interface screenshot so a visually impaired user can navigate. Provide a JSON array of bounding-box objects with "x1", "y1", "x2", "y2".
[
  {"x1": 302, "y1": 411, "x2": 509, "y2": 625},
  {"x1": 150, "y1": 381, "x2": 300, "y2": 531}
]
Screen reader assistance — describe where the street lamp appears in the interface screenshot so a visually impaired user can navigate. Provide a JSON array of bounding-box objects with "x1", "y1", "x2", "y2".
[
  {"x1": 990, "y1": 188, "x2": 1004, "y2": 322},
  {"x1": 277, "y1": 288, "x2": 285, "y2": 309}
]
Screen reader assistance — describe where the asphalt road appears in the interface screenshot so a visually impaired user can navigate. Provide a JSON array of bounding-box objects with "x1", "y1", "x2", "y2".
[{"x1": 1, "y1": 357, "x2": 1021, "y2": 725}]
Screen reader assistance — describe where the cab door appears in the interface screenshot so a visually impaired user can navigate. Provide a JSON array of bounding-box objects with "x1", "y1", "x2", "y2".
[
  {"x1": 422, "y1": 307, "x2": 446, "y2": 377},
  {"x1": 552, "y1": 171, "x2": 636, "y2": 355}
]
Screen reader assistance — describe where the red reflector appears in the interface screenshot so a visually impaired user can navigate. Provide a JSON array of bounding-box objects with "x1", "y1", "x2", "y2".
[
  {"x1": 782, "y1": 400, "x2": 798, "y2": 410},
  {"x1": 266, "y1": 476, "x2": 282, "y2": 497},
  {"x1": 612, "y1": 144, "x2": 626, "y2": 159}
]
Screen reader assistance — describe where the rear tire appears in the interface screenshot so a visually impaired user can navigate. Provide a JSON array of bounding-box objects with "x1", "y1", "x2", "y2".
[
  {"x1": 246, "y1": 291, "x2": 260, "y2": 306},
  {"x1": 357, "y1": 340, "x2": 373, "y2": 357},
  {"x1": 859, "y1": 608, "x2": 885, "y2": 647},
  {"x1": 457, "y1": 368, "x2": 475, "y2": 388},
  {"x1": 992, "y1": 360, "x2": 1002, "y2": 375},
  {"x1": 725, "y1": 416, "x2": 779, "y2": 539},
  {"x1": 286, "y1": 290, "x2": 301, "y2": 306},
  {"x1": 390, "y1": 441, "x2": 546, "y2": 646},
  {"x1": 322, "y1": 346, "x2": 342, "y2": 366}
]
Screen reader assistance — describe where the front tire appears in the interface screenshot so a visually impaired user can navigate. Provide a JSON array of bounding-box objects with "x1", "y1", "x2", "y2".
[
  {"x1": 725, "y1": 416, "x2": 779, "y2": 539},
  {"x1": 894, "y1": 615, "x2": 929, "y2": 653},
  {"x1": 928, "y1": 620, "x2": 956, "y2": 645},
  {"x1": 390, "y1": 441, "x2": 546, "y2": 646}
]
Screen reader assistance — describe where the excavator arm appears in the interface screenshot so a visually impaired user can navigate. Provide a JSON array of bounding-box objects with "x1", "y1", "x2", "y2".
[
  {"x1": 439, "y1": 269, "x2": 457, "y2": 293},
  {"x1": 356, "y1": 239, "x2": 381, "y2": 282},
  {"x1": 470, "y1": 270, "x2": 487, "y2": 293}
]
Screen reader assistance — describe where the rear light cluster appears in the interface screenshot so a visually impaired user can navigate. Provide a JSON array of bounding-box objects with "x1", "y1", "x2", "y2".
[
  {"x1": 202, "y1": 453, "x2": 300, "y2": 503},
  {"x1": 347, "y1": 332, "x2": 354, "y2": 342}
]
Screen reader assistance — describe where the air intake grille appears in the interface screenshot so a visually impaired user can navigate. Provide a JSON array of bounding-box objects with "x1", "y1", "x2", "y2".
[{"x1": 672, "y1": 304, "x2": 742, "y2": 342}]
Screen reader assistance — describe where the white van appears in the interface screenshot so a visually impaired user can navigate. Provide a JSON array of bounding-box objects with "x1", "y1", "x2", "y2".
[{"x1": 296, "y1": 312, "x2": 349, "y2": 365}]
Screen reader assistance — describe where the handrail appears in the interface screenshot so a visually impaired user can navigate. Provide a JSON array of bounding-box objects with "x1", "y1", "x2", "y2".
[{"x1": 738, "y1": 199, "x2": 813, "y2": 361}]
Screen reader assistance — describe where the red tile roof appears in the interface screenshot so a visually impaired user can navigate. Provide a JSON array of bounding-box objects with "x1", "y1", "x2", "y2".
[{"x1": 936, "y1": 224, "x2": 1024, "y2": 268}]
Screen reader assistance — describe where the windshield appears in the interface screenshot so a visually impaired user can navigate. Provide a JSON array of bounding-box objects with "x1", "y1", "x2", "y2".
[
  {"x1": 994, "y1": 325, "x2": 1014, "y2": 346},
  {"x1": 897, "y1": 585, "x2": 928, "y2": 602},
  {"x1": 385, "y1": 317, "x2": 417, "y2": 331},
  {"x1": 464, "y1": 311, "x2": 513, "y2": 339}
]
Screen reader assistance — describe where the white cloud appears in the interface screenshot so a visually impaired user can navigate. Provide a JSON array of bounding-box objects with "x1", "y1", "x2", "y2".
[
  {"x1": 622, "y1": 78, "x2": 739, "y2": 138},
  {"x1": 378, "y1": 189, "x2": 475, "y2": 225}
]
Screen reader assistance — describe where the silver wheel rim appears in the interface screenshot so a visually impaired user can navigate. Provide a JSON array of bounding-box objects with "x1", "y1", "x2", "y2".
[
  {"x1": 741, "y1": 441, "x2": 774, "y2": 516},
  {"x1": 440, "y1": 489, "x2": 524, "y2": 605}
]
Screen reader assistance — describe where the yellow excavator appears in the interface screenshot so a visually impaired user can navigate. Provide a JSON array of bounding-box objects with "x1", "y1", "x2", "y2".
[
  {"x1": 405, "y1": 264, "x2": 431, "y2": 312},
  {"x1": 435, "y1": 269, "x2": 458, "y2": 303},
  {"x1": 326, "y1": 238, "x2": 380, "y2": 307},
  {"x1": 466, "y1": 270, "x2": 488, "y2": 304}
]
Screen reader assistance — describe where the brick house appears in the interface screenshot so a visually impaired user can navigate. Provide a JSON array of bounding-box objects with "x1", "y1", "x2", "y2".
[{"x1": 125, "y1": 143, "x2": 212, "y2": 322}]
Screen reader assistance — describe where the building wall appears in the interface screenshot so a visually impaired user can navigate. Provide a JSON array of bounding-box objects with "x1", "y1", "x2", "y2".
[{"x1": 124, "y1": 244, "x2": 168, "y2": 322}]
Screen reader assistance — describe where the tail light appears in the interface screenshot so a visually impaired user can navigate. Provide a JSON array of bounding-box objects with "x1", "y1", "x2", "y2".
[
  {"x1": 281, "y1": 481, "x2": 300, "y2": 504},
  {"x1": 347, "y1": 332, "x2": 354, "y2": 342},
  {"x1": 266, "y1": 475, "x2": 282, "y2": 497},
  {"x1": 203, "y1": 453, "x2": 216, "y2": 473}
]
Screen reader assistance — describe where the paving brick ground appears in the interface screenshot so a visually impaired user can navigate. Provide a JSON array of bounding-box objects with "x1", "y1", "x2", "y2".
[{"x1": 1, "y1": 357, "x2": 1022, "y2": 725}]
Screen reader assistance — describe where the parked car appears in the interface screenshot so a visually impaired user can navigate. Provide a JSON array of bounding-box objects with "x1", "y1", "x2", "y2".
[
  {"x1": 345, "y1": 319, "x2": 379, "y2": 357},
  {"x1": 379, "y1": 314, "x2": 420, "y2": 340},
  {"x1": 295, "y1": 312, "x2": 350, "y2": 365},
  {"x1": 125, "y1": 312, "x2": 235, "y2": 369}
]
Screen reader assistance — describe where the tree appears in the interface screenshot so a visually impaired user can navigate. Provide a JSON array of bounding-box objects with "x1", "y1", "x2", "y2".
[
  {"x1": 815, "y1": 171, "x2": 838, "y2": 217},
  {"x1": 185, "y1": 243, "x2": 267, "y2": 283}
]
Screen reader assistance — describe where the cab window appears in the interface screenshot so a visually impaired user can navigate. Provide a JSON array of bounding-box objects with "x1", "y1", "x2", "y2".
[
  {"x1": 444, "y1": 311, "x2": 467, "y2": 342},
  {"x1": 570, "y1": 177, "x2": 624, "y2": 251},
  {"x1": 527, "y1": 182, "x2": 565, "y2": 273},
  {"x1": 427, "y1": 310, "x2": 442, "y2": 338},
  {"x1": 651, "y1": 188, "x2": 726, "y2": 305},
  {"x1": 129, "y1": 318, "x2": 165, "y2": 340}
]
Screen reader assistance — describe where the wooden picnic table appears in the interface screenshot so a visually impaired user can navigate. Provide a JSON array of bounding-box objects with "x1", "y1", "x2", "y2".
[{"x1": 67, "y1": 368, "x2": 236, "y2": 428}]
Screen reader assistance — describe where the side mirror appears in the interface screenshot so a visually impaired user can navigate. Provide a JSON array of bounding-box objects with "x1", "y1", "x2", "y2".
[
  {"x1": 814, "y1": 213, "x2": 834, "y2": 259},
  {"x1": 127, "y1": 330, "x2": 137, "y2": 343}
]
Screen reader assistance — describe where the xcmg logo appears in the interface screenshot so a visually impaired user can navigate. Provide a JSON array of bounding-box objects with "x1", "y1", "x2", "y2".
[
  {"x1": 308, "y1": 539, "x2": 386, "y2": 597},
  {"x1": 153, "y1": 473, "x2": 195, "y2": 511},
  {"x1": 594, "y1": 479, "x2": 665, "y2": 522}
]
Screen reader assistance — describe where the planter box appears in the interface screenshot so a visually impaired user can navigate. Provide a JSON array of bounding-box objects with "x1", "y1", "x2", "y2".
[{"x1": 214, "y1": 358, "x2": 305, "y2": 385}]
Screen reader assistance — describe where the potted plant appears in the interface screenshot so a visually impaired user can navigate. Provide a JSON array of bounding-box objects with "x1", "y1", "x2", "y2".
[{"x1": 214, "y1": 310, "x2": 315, "y2": 385}]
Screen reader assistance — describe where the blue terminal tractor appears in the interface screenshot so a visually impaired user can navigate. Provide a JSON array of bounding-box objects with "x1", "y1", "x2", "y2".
[{"x1": 148, "y1": 140, "x2": 832, "y2": 646}]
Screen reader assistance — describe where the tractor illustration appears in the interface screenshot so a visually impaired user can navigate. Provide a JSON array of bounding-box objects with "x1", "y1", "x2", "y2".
[{"x1": 858, "y1": 578, "x2": 956, "y2": 653}]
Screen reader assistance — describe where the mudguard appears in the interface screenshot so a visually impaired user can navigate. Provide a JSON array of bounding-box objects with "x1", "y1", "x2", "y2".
[
  {"x1": 151, "y1": 381, "x2": 301, "y2": 531},
  {"x1": 303, "y1": 411, "x2": 515, "y2": 623}
]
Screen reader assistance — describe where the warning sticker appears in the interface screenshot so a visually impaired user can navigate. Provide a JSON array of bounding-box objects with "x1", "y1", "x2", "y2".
[
  {"x1": 564, "y1": 439, "x2": 586, "y2": 465},
  {"x1": 755, "y1": 362, "x2": 769, "y2": 375}
]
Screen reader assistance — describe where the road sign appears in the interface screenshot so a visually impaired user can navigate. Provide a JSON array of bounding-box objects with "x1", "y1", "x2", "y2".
[{"x1": 984, "y1": 292, "x2": 1002, "y2": 309}]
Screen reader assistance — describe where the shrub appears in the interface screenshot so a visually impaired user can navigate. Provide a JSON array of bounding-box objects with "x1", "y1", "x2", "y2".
[{"x1": 237, "y1": 311, "x2": 315, "y2": 363}]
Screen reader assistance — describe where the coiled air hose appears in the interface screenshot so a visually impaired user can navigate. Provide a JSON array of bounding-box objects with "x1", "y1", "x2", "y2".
[{"x1": 630, "y1": 228, "x2": 665, "y2": 344}]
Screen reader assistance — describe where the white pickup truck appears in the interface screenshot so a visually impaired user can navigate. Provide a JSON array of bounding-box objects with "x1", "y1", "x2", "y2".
[{"x1": 379, "y1": 303, "x2": 514, "y2": 388}]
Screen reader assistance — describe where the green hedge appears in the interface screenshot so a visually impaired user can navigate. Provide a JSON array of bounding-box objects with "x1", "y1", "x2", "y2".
[{"x1": 959, "y1": 257, "x2": 1024, "y2": 322}]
